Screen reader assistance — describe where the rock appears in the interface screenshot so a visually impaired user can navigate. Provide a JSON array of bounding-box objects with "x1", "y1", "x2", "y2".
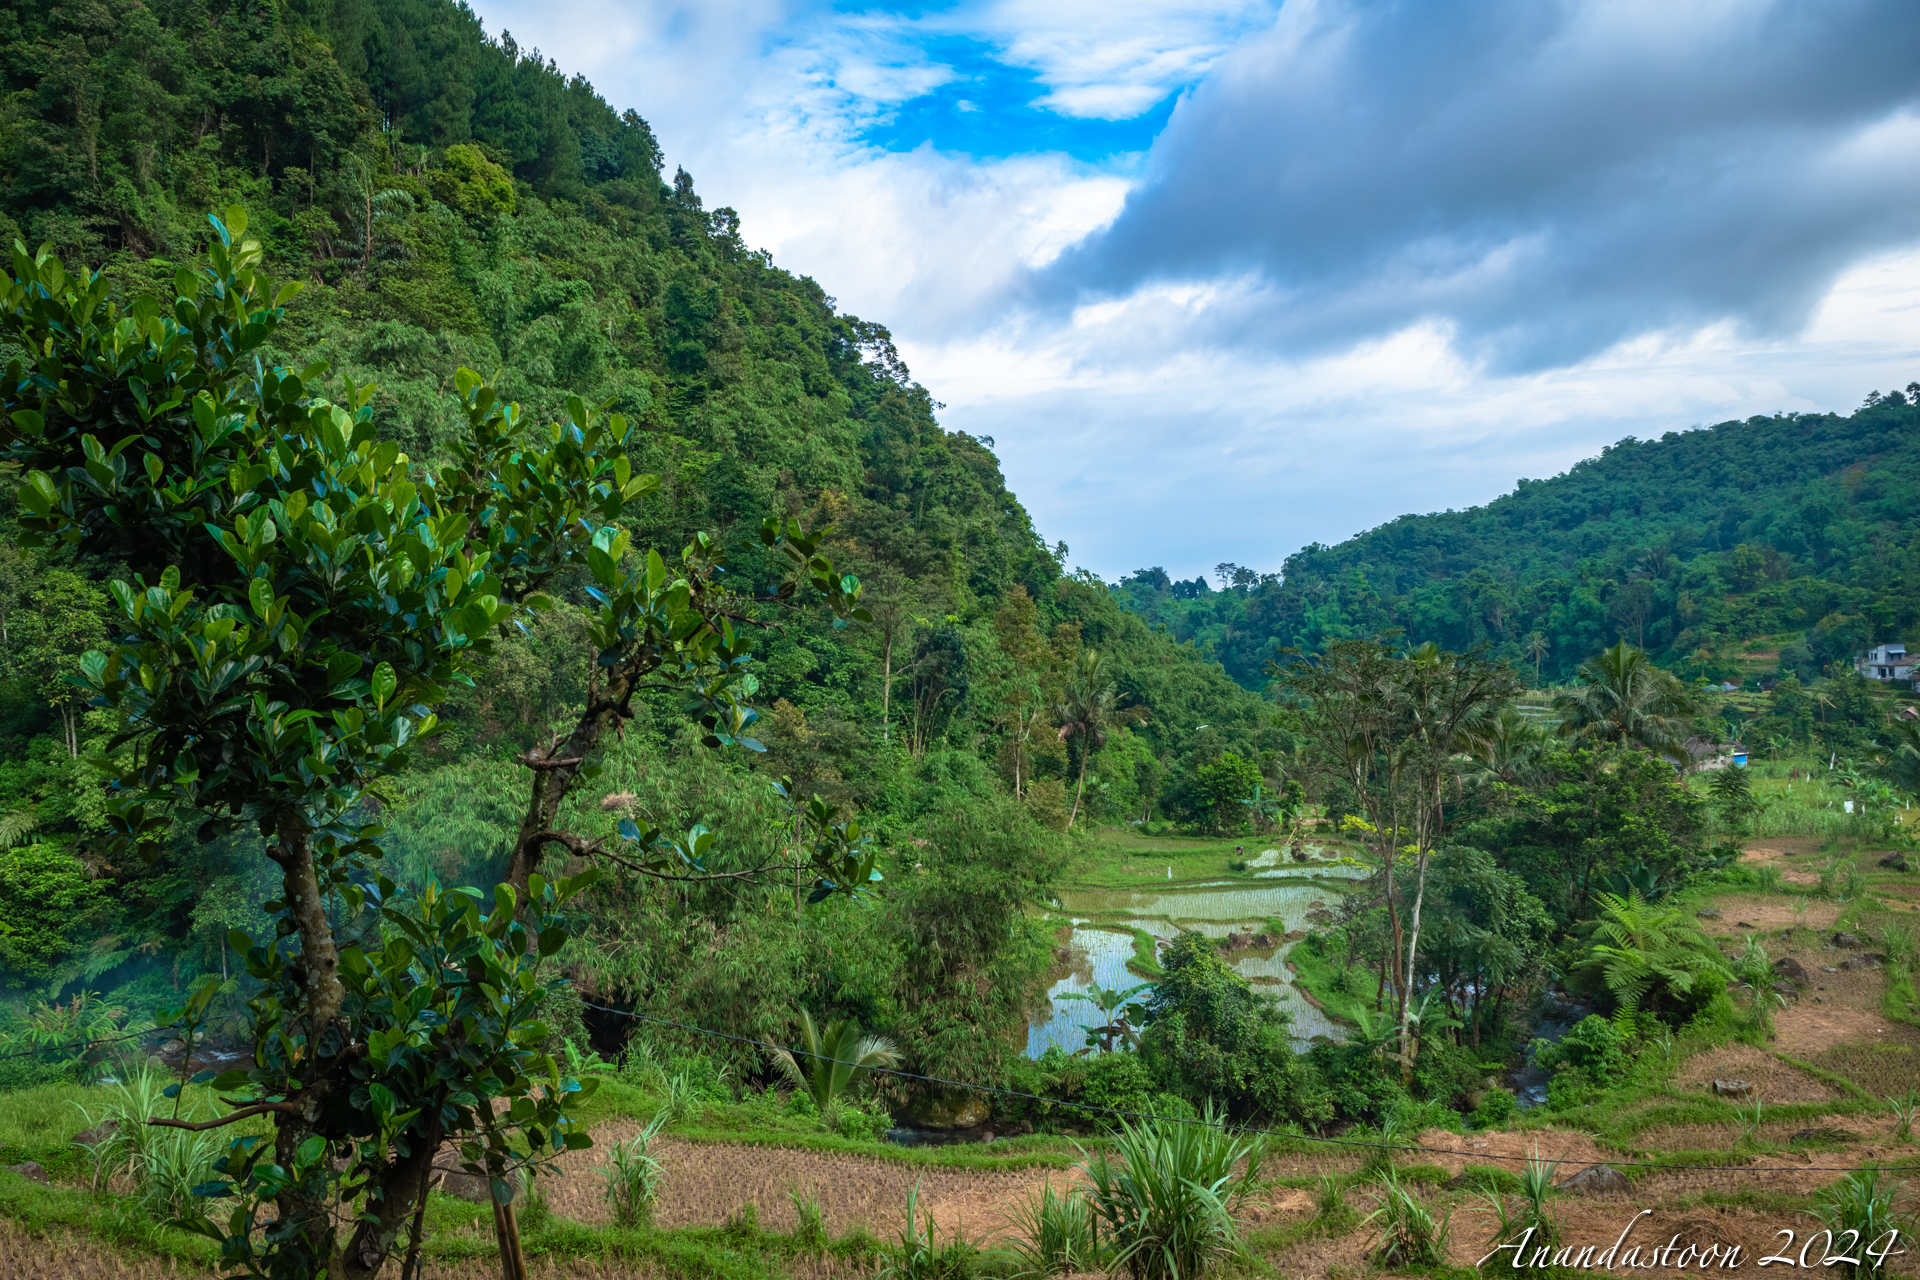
[
  {"x1": 1280, "y1": 930, "x2": 1305, "y2": 944},
  {"x1": 1832, "y1": 932, "x2": 1863, "y2": 949},
  {"x1": 1696, "y1": 909, "x2": 1723, "y2": 920},
  {"x1": 1790, "y1": 1127, "x2": 1861, "y2": 1145},
  {"x1": 1880, "y1": 853, "x2": 1909, "y2": 871},
  {"x1": 1839, "y1": 956, "x2": 1878, "y2": 971},
  {"x1": 1772, "y1": 956, "x2": 1811, "y2": 984},
  {"x1": 1771, "y1": 982, "x2": 1798, "y2": 997},
  {"x1": 1557, "y1": 1164, "x2": 1630, "y2": 1193},
  {"x1": 1823, "y1": 967, "x2": 1838, "y2": 973},
  {"x1": 73, "y1": 1120, "x2": 119, "y2": 1148},
  {"x1": 906, "y1": 1088, "x2": 991, "y2": 1130},
  {"x1": 0, "y1": 1162, "x2": 48, "y2": 1185},
  {"x1": 1736, "y1": 921, "x2": 1756, "y2": 929},
  {"x1": 1712, "y1": 1079, "x2": 1757, "y2": 1100},
  {"x1": 1256, "y1": 932, "x2": 1279, "y2": 947}
]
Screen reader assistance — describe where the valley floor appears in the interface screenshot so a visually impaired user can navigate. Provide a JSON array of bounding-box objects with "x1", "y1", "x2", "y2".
[{"x1": 6, "y1": 835, "x2": 1920, "y2": 1278}]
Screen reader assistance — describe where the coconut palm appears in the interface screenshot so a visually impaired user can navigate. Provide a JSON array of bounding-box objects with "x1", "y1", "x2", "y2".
[
  {"x1": 1056, "y1": 649, "x2": 1149, "y2": 829},
  {"x1": 766, "y1": 1010, "x2": 900, "y2": 1112},
  {"x1": 1584, "y1": 891, "x2": 1729, "y2": 1017},
  {"x1": 1553, "y1": 641, "x2": 1698, "y2": 759},
  {"x1": 1523, "y1": 632, "x2": 1550, "y2": 689},
  {"x1": 1467, "y1": 706, "x2": 1552, "y2": 788}
]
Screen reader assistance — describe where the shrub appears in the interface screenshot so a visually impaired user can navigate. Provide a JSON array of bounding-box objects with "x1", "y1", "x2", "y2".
[
  {"x1": 1471, "y1": 1085, "x2": 1518, "y2": 1130},
  {"x1": 1139, "y1": 934, "x2": 1319, "y2": 1122},
  {"x1": 74, "y1": 1070, "x2": 221, "y2": 1220},
  {"x1": 1536, "y1": 1015, "x2": 1628, "y2": 1106}
]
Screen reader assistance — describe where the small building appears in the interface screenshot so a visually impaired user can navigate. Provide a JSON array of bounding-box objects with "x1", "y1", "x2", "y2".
[
  {"x1": 1681, "y1": 737, "x2": 1744, "y2": 772},
  {"x1": 1856, "y1": 642, "x2": 1913, "y2": 683}
]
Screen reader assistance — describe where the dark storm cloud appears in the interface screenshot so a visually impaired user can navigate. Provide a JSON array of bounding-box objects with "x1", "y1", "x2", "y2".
[{"x1": 1041, "y1": 0, "x2": 1920, "y2": 369}]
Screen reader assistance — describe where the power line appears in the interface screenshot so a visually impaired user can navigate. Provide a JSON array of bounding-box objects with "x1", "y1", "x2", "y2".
[
  {"x1": 573, "y1": 998, "x2": 1910, "y2": 1177},
  {"x1": 0, "y1": 1022, "x2": 175, "y2": 1064}
]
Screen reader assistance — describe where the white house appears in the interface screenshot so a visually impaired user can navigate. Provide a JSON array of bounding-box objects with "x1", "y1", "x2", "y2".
[{"x1": 1855, "y1": 642, "x2": 1913, "y2": 683}]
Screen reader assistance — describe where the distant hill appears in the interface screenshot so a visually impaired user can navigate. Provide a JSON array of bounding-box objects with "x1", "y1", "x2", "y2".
[{"x1": 1118, "y1": 394, "x2": 1920, "y2": 686}]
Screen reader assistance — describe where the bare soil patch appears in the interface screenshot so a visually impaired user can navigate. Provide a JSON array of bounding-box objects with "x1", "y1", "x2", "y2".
[
  {"x1": 1673, "y1": 1044, "x2": 1840, "y2": 1103},
  {"x1": 539, "y1": 1125, "x2": 1064, "y2": 1240},
  {"x1": 1694, "y1": 893, "x2": 1840, "y2": 938}
]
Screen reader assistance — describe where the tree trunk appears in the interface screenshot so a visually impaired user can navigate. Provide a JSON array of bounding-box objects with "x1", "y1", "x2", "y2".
[
  {"x1": 881, "y1": 639, "x2": 893, "y2": 742},
  {"x1": 1397, "y1": 847, "x2": 1432, "y2": 1081},
  {"x1": 1067, "y1": 745, "x2": 1087, "y2": 829},
  {"x1": 265, "y1": 820, "x2": 350, "y2": 1268},
  {"x1": 339, "y1": 1134, "x2": 443, "y2": 1280}
]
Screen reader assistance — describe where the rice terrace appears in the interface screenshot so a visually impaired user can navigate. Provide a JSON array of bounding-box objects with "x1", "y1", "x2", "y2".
[{"x1": 3, "y1": 0, "x2": 1920, "y2": 1278}]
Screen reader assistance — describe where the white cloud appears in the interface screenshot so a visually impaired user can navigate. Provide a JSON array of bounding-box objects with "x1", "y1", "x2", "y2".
[{"x1": 466, "y1": 0, "x2": 1920, "y2": 581}]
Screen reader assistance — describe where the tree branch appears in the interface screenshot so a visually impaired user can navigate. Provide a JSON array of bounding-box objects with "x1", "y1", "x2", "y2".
[{"x1": 147, "y1": 1101, "x2": 300, "y2": 1131}]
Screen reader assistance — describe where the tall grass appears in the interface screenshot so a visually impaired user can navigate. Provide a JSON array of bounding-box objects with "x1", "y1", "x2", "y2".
[
  {"x1": 1362, "y1": 1170, "x2": 1451, "y2": 1268},
  {"x1": 1003, "y1": 1180, "x2": 1107, "y2": 1278},
  {"x1": 876, "y1": 1182, "x2": 986, "y2": 1280},
  {"x1": 1815, "y1": 1170, "x2": 1911, "y2": 1280},
  {"x1": 600, "y1": 1112, "x2": 669, "y2": 1227},
  {"x1": 73, "y1": 1071, "x2": 220, "y2": 1222},
  {"x1": 1079, "y1": 1108, "x2": 1261, "y2": 1280}
]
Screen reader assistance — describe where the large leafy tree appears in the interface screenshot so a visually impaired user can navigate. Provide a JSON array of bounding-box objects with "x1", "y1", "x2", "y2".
[{"x1": 1, "y1": 210, "x2": 870, "y2": 1279}]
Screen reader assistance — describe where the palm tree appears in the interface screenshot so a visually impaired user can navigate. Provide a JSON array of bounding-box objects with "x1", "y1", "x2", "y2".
[
  {"x1": 766, "y1": 1010, "x2": 900, "y2": 1112},
  {"x1": 1056, "y1": 649, "x2": 1148, "y2": 829},
  {"x1": 1584, "y1": 891, "x2": 1729, "y2": 1017},
  {"x1": 1553, "y1": 641, "x2": 1697, "y2": 760},
  {"x1": 1523, "y1": 632, "x2": 1550, "y2": 689},
  {"x1": 1467, "y1": 706, "x2": 1552, "y2": 788}
]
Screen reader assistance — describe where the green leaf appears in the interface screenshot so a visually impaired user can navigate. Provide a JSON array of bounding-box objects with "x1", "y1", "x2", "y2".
[{"x1": 371, "y1": 662, "x2": 396, "y2": 710}]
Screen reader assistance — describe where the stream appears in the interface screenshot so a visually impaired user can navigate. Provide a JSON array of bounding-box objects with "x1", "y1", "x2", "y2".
[{"x1": 1025, "y1": 849, "x2": 1369, "y2": 1057}]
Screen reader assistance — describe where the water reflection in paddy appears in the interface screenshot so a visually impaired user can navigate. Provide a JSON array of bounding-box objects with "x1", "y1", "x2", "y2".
[{"x1": 1026, "y1": 871, "x2": 1361, "y2": 1057}]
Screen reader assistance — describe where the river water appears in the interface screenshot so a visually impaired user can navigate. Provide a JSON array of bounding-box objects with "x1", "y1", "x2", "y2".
[{"x1": 1024, "y1": 850, "x2": 1369, "y2": 1057}]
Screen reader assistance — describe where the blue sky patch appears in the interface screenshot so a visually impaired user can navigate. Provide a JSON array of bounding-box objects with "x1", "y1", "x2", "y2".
[{"x1": 858, "y1": 36, "x2": 1178, "y2": 160}]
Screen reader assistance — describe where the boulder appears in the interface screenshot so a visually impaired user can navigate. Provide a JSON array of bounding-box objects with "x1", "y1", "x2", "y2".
[
  {"x1": 906, "y1": 1088, "x2": 990, "y2": 1130},
  {"x1": 1879, "y1": 853, "x2": 1910, "y2": 871},
  {"x1": 1832, "y1": 932, "x2": 1863, "y2": 949},
  {"x1": 1838, "y1": 956, "x2": 1879, "y2": 971},
  {"x1": 1770, "y1": 982, "x2": 1798, "y2": 998},
  {"x1": 1712, "y1": 1079, "x2": 1757, "y2": 1100},
  {"x1": 73, "y1": 1119, "x2": 119, "y2": 1148},
  {"x1": 1772, "y1": 956, "x2": 1811, "y2": 985},
  {"x1": 0, "y1": 1162, "x2": 48, "y2": 1185},
  {"x1": 1558, "y1": 1164, "x2": 1630, "y2": 1193}
]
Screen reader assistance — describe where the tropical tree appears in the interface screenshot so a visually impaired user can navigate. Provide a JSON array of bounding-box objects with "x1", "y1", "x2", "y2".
[
  {"x1": 1056, "y1": 649, "x2": 1148, "y2": 829},
  {"x1": 1583, "y1": 891, "x2": 1729, "y2": 1018},
  {"x1": 1524, "y1": 632, "x2": 1550, "y2": 687},
  {"x1": 1, "y1": 210, "x2": 873, "y2": 1279},
  {"x1": 1553, "y1": 641, "x2": 1698, "y2": 759},
  {"x1": 1467, "y1": 706, "x2": 1552, "y2": 788},
  {"x1": 766, "y1": 1010, "x2": 901, "y2": 1111},
  {"x1": 1058, "y1": 980, "x2": 1153, "y2": 1053}
]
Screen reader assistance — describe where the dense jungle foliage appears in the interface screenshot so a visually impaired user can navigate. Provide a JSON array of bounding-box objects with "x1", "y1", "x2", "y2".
[
  {"x1": 0, "y1": 0, "x2": 1274, "y2": 1093},
  {"x1": 1, "y1": 0, "x2": 1917, "y2": 1175},
  {"x1": 1119, "y1": 395, "x2": 1920, "y2": 688}
]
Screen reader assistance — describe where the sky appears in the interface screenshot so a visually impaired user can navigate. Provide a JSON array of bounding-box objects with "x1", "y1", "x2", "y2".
[{"x1": 468, "y1": 0, "x2": 1920, "y2": 582}]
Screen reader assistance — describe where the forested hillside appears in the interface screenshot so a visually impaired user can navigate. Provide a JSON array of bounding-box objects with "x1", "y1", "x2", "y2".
[
  {"x1": 1120, "y1": 396, "x2": 1920, "y2": 687},
  {"x1": 0, "y1": 0, "x2": 1277, "y2": 1061}
]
